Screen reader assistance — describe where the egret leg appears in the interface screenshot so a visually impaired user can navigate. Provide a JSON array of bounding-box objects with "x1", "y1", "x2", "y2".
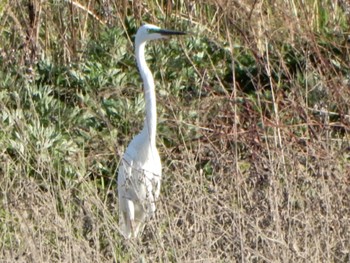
[{"x1": 126, "y1": 199, "x2": 136, "y2": 238}]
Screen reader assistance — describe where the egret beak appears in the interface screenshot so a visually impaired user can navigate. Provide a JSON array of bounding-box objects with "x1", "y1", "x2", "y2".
[{"x1": 158, "y1": 29, "x2": 186, "y2": 36}]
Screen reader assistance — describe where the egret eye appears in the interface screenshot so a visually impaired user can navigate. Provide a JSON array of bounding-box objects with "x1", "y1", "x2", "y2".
[{"x1": 147, "y1": 28, "x2": 158, "y2": 34}]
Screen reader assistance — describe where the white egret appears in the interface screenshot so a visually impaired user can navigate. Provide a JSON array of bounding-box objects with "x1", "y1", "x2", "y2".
[{"x1": 117, "y1": 24, "x2": 186, "y2": 239}]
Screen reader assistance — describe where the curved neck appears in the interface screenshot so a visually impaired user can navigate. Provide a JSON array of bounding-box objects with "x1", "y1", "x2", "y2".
[{"x1": 135, "y1": 41, "x2": 157, "y2": 146}]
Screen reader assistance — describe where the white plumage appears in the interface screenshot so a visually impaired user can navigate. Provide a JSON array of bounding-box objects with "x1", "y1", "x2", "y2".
[{"x1": 117, "y1": 24, "x2": 185, "y2": 239}]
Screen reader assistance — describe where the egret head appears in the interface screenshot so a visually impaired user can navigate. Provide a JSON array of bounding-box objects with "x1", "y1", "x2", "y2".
[{"x1": 135, "y1": 24, "x2": 186, "y2": 45}]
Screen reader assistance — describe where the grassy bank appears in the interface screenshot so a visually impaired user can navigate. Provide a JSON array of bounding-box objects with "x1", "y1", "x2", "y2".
[{"x1": 0, "y1": 0, "x2": 349, "y2": 262}]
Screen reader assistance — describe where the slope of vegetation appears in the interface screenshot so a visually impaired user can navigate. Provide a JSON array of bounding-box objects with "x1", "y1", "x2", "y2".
[{"x1": 0, "y1": 0, "x2": 349, "y2": 262}]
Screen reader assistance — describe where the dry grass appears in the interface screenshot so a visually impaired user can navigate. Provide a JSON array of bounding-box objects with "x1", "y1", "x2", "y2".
[{"x1": 0, "y1": 0, "x2": 349, "y2": 262}]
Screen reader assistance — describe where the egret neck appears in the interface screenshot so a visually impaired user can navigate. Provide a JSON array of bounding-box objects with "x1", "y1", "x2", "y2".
[{"x1": 135, "y1": 41, "x2": 157, "y2": 147}]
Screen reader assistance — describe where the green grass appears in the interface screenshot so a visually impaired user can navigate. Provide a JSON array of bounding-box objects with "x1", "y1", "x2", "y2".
[{"x1": 0, "y1": 0, "x2": 349, "y2": 262}]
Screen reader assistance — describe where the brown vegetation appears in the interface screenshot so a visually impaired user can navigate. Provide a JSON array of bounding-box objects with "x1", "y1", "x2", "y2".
[{"x1": 0, "y1": 0, "x2": 349, "y2": 262}]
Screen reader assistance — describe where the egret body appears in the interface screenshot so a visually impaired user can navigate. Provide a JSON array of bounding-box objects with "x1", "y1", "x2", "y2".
[{"x1": 117, "y1": 24, "x2": 185, "y2": 239}]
